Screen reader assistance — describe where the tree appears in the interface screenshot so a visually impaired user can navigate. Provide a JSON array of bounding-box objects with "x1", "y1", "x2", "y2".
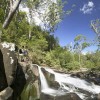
[
  {"x1": 0, "y1": 0, "x2": 66, "y2": 42},
  {"x1": 0, "y1": 0, "x2": 22, "y2": 42},
  {"x1": 74, "y1": 34, "x2": 90, "y2": 68},
  {"x1": 3, "y1": 0, "x2": 22, "y2": 29},
  {"x1": 91, "y1": 19, "x2": 100, "y2": 50},
  {"x1": 46, "y1": 34, "x2": 59, "y2": 51}
]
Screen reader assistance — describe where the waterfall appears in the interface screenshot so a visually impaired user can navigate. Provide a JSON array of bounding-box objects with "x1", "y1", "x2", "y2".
[
  {"x1": 38, "y1": 66, "x2": 56, "y2": 94},
  {"x1": 31, "y1": 64, "x2": 100, "y2": 99},
  {"x1": 38, "y1": 67, "x2": 49, "y2": 90},
  {"x1": 45, "y1": 67, "x2": 100, "y2": 99},
  {"x1": 46, "y1": 68, "x2": 100, "y2": 94}
]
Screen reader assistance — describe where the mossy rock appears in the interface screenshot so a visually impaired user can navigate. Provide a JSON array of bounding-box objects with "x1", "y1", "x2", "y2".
[{"x1": 20, "y1": 83, "x2": 38, "y2": 100}]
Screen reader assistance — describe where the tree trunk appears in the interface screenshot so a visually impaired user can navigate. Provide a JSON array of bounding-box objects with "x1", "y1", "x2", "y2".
[
  {"x1": 29, "y1": 29, "x2": 31, "y2": 39},
  {"x1": 3, "y1": 0, "x2": 22, "y2": 29}
]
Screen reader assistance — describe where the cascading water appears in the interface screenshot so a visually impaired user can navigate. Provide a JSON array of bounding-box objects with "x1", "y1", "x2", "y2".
[
  {"x1": 44, "y1": 67, "x2": 100, "y2": 99},
  {"x1": 36, "y1": 65, "x2": 100, "y2": 99},
  {"x1": 38, "y1": 66, "x2": 49, "y2": 90},
  {"x1": 38, "y1": 66, "x2": 57, "y2": 94}
]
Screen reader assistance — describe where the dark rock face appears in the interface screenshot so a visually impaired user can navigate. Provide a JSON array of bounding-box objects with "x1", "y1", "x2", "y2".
[
  {"x1": 0, "y1": 50, "x2": 8, "y2": 92},
  {"x1": 97, "y1": 93, "x2": 100, "y2": 100},
  {"x1": 0, "y1": 43, "x2": 17, "y2": 86},
  {"x1": 41, "y1": 68, "x2": 60, "y2": 89},
  {"x1": 71, "y1": 70, "x2": 100, "y2": 85},
  {"x1": 40, "y1": 92, "x2": 82, "y2": 100},
  {"x1": 0, "y1": 42, "x2": 26, "y2": 100}
]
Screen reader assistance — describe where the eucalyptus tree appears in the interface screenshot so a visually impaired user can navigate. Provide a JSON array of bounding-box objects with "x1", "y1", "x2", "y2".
[
  {"x1": 91, "y1": 19, "x2": 100, "y2": 50},
  {"x1": 23, "y1": 0, "x2": 66, "y2": 39},
  {"x1": 74, "y1": 34, "x2": 90, "y2": 68},
  {"x1": 0, "y1": 0, "x2": 22, "y2": 42},
  {"x1": 0, "y1": 0, "x2": 66, "y2": 42},
  {"x1": 3, "y1": 0, "x2": 22, "y2": 29}
]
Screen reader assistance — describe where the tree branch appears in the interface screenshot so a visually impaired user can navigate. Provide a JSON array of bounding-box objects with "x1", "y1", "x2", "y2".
[{"x1": 3, "y1": 0, "x2": 22, "y2": 29}]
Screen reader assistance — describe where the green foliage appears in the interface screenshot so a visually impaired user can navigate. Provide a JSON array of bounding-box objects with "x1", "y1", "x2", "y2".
[
  {"x1": 45, "y1": 47, "x2": 73, "y2": 69},
  {"x1": 45, "y1": 51, "x2": 60, "y2": 68},
  {"x1": 21, "y1": 83, "x2": 37, "y2": 100},
  {"x1": 66, "y1": 61, "x2": 80, "y2": 71},
  {"x1": 0, "y1": 0, "x2": 9, "y2": 24},
  {"x1": 0, "y1": 1, "x2": 99, "y2": 72},
  {"x1": 91, "y1": 19, "x2": 100, "y2": 50},
  {"x1": 83, "y1": 60, "x2": 95, "y2": 68}
]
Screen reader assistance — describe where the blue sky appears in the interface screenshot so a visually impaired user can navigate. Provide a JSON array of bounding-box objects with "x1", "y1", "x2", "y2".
[{"x1": 53, "y1": 0, "x2": 100, "y2": 53}]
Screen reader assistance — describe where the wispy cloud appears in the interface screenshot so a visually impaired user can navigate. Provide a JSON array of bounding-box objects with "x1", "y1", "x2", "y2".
[{"x1": 80, "y1": 1, "x2": 94, "y2": 14}]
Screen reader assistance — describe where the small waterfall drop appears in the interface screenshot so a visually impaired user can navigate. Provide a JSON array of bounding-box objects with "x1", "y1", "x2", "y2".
[
  {"x1": 38, "y1": 67, "x2": 49, "y2": 90},
  {"x1": 45, "y1": 67, "x2": 100, "y2": 99},
  {"x1": 33, "y1": 64, "x2": 100, "y2": 100},
  {"x1": 38, "y1": 66, "x2": 56, "y2": 94},
  {"x1": 45, "y1": 68, "x2": 100, "y2": 94}
]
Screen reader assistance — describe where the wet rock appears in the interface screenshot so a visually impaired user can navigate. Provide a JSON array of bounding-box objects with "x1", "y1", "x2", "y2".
[
  {"x1": 20, "y1": 63, "x2": 40, "y2": 99},
  {"x1": 71, "y1": 72, "x2": 85, "y2": 79},
  {"x1": 87, "y1": 94, "x2": 100, "y2": 100},
  {"x1": 97, "y1": 93, "x2": 100, "y2": 100},
  {"x1": 41, "y1": 68, "x2": 60, "y2": 89},
  {"x1": 20, "y1": 83, "x2": 39, "y2": 100},
  {"x1": 40, "y1": 92, "x2": 82, "y2": 100},
  {"x1": 71, "y1": 70, "x2": 100, "y2": 85},
  {"x1": 50, "y1": 81, "x2": 60, "y2": 89},
  {"x1": 0, "y1": 87, "x2": 13, "y2": 100}
]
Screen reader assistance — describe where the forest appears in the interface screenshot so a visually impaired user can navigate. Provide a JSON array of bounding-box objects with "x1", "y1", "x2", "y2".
[{"x1": 0, "y1": 0, "x2": 100, "y2": 72}]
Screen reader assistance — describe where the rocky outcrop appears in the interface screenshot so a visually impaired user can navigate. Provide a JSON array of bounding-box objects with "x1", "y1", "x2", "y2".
[
  {"x1": 41, "y1": 68, "x2": 60, "y2": 89},
  {"x1": 40, "y1": 92, "x2": 82, "y2": 100},
  {"x1": 0, "y1": 87, "x2": 13, "y2": 100},
  {"x1": 20, "y1": 64, "x2": 40, "y2": 100},
  {"x1": 97, "y1": 93, "x2": 100, "y2": 100},
  {"x1": 0, "y1": 42, "x2": 26, "y2": 100},
  {"x1": 71, "y1": 70, "x2": 100, "y2": 85}
]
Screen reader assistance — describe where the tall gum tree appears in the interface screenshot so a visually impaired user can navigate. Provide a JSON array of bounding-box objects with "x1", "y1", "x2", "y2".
[
  {"x1": 0, "y1": 0, "x2": 69, "y2": 42},
  {"x1": 74, "y1": 34, "x2": 90, "y2": 69},
  {"x1": 0, "y1": 0, "x2": 22, "y2": 42},
  {"x1": 3, "y1": 0, "x2": 22, "y2": 29},
  {"x1": 91, "y1": 19, "x2": 100, "y2": 50}
]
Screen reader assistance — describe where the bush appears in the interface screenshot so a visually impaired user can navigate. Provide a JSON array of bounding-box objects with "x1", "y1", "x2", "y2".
[
  {"x1": 83, "y1": 60, "x2": 95, "y2": 69},
  {"x1": 66, "y1": 61, "x2": 80, "y2": 71}
]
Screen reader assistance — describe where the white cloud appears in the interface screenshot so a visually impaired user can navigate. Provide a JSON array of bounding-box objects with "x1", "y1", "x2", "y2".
[
  {"x1": 80, "y1": 1, "x2": 94, "y2": 14},
  {"x1": 88, "y1": 1, "x2": 94, "y2": 7}
]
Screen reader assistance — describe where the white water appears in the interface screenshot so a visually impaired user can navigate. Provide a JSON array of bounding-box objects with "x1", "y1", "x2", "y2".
[
  {"x1": 38, "y1": 67, "x2": 49, "y2": 90},
  {"x1": 38, "y1": 66, "x2": 68, "y2": 96},
  {"x1": 45, "y1": 68, "x2": 100, "y2": 94},
  {"x1": 36, "y1": 65, "x2": 100, "y2": 99}
]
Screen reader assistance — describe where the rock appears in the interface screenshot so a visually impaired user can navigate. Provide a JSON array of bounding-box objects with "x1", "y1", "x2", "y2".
[
  {"x1": 50, "y1": 81, "x2": 60, "y2": 89},
  {"x1": 0, "y1": 87, "x2": 13, "y2": 100},
  {"x1": 40, "y1": 92, "x2": 82, "y2": 100},
  {"x1": 41, "y1": 68, "x2": 60, "y2": 89},
  {"x1": 20, "y1": 83, "x2": 39, "y2": 100},
  {"x1": 0, "y1": 42, "x2": 17, "y2": 87},
  {"x1": 0, "y1": 42, "x2": 26, "y2": 99},
  {"x1": 71, "y1": 70, "x2": 100, "y2": 85},
  {"x1": 97, "y1": 93, "x2": 100, "y2": 100},
  {"x1": 19, "y1": 63, "x2": 40, "y2": 99}
]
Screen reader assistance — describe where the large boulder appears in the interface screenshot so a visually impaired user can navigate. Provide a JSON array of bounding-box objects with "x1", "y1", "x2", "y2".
[
  {"x1": 0, "y1": 42, "x2": 26, "y2": 100},
  {"x1": 19, "y1": 63, "x2": 40, "y2": 99},
  {"x1": 97, "y1": 93, "x2": 100, "y2": 100},
  {"x1": 40, "y1": 92, "x2": 82, "y2": 100},
  {"x1": 0, "y1": 42, "x2": 17, "y2": 86},
  {"x1": 0, "y1": 87, "x2": 13, "y2": 100},
  {"x1": 71, "y1": 70, "x2": 100, "y2": 85},
  {"x1": 41, "y1": 68, "x2": 60, "y2": 89}
]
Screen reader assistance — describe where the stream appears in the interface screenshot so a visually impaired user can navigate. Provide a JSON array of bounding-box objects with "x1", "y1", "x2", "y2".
[{"x1": 39, "y1": 66, "x2": 100, "y2": 100}]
